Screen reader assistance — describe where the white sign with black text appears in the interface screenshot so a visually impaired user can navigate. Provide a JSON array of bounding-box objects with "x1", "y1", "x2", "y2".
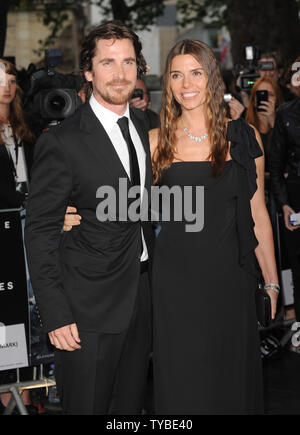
[{"x1": 0, "y1": 323, "x2": 28, "y2": 371}]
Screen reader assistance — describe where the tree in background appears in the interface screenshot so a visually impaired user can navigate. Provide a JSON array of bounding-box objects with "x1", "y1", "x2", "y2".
[
  {"x1": 1, "y1": 0, "x2": 299, "y2": 66},
  {"x1": 0, "y1": 0, "x2": 85, "y2": 58},
  {"x1": 177, "y1": 0, "x2": 300, "y2": 66},
  {"x1": 93, "y1": 0, "x2": 165, "y2": 31},
  {"x1": 0, "y1": 0, "x2": 165, "y2": 58}
]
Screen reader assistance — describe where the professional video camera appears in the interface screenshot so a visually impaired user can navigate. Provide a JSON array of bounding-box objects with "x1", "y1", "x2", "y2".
[
  {"x1": 23, "y1": 49, "x2": 83, "y2": 136},
  {"x1": 235, "y1": 46, "x2": 275, "y2": 93}
]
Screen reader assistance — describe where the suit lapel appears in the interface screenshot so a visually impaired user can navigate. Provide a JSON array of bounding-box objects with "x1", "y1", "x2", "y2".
[
  {"x1": 80, "y1": 102, "x2": 130, "y2": 183},
  {"x1": 130, "y1": 109, "x2": 153, "y2": 192},
  {"x1": 79, "y1": 103, "x2": 153, "y2": 192},
  {"x1": 130, "y1": 109, "x2": 149, "y2": 155}
]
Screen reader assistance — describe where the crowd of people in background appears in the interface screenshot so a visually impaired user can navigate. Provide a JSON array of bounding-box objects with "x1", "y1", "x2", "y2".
[{"x1": 222, "y1": 52, "x2": 300, "y2": 351}]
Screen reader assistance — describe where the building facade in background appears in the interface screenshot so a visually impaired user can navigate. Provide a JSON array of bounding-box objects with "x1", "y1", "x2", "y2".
[
  {"x1": 4, "y1": 7, "x2": 84, "y2": 72},
  {"x1": 4, "y1": 1, "x2": 232, "y2": 83},
  {"x1": 88, "y1": 0, "x2": 232, "y2": 80}
]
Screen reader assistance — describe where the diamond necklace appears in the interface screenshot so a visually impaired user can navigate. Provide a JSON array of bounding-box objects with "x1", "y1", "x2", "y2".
[{"x1": 183, "y1": 127, "x2": 208, "y2": 143}]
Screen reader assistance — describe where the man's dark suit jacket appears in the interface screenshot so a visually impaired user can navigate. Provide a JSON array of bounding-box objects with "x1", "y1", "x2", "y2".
[
  {"x1": 0, "y1": 141, "x2": 34, "y2": 210},
  {"x1": 24, "y1": 102, "x2": 154, "y2": 334}
]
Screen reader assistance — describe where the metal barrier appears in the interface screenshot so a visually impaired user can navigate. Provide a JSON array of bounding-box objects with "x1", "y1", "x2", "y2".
[{"x1": 0, "y1": 366, "x2": 55, "y2": 415}]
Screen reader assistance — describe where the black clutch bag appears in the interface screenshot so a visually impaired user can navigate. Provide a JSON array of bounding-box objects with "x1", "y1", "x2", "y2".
[{"x1": 255, "y1": 284, "x2": 272, "y2": 327}]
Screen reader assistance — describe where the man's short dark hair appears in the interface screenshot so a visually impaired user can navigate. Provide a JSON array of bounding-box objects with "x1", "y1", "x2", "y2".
[
  {"x1": 80, "y1": 20, "x2": 147, "y2": 79},
  {"x1": 259, "y1": 51, "x2": 284, "y2": 70}
]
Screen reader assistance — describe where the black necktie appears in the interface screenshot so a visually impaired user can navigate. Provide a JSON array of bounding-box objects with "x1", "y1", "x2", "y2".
[
  {"x1": 117, "y1": 117, "x2": 143, "y2": 258},
  {"x1": 117, "y1": 117, "x2": 140, "y2": 186}
]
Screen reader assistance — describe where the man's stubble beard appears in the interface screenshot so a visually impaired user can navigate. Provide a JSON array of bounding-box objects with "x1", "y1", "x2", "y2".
[{"x1": 97, "y1": 81, "x2": 135, "y2": 106}]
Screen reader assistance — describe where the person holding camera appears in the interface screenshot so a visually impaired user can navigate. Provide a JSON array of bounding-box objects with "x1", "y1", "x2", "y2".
[
  {"x1": 258, "y1": 51, "x2": 295, "y2": 103},
  {"x1": 269, "y1": 58, "x2": 300, "y2": 332},
  {"x1": 0, "y1": 59, "x2": 34, "y2": 210},
  {"x1": 246, "y1": 76, "x2": 283, "y2": 171},
  {"x1": 130, "y1": 78, "x2": 160, "y2": 129},
  {"x1": 222, "y1": 70, "x2": 247, "y2": 120}
]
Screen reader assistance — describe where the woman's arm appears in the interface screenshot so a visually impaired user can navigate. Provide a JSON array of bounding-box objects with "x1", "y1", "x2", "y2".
[{"x1": 250, "y1": 126, "x2": 279, "y2": 319}]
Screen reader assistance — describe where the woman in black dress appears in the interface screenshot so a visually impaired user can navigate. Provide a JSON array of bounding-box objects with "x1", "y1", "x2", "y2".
[{"x1": 149, "y1": 40, "x2": 279, "y2": 415}]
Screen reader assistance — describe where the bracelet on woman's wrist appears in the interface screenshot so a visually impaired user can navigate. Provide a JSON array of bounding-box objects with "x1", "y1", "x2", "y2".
[{"x1": 264, "y1": 283, "x2": 280, "y2": 294}]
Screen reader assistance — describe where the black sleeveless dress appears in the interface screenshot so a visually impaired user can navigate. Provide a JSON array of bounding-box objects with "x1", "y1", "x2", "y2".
[{"x1": 152, "y1": 119, "x2": 264, "y2": 415}]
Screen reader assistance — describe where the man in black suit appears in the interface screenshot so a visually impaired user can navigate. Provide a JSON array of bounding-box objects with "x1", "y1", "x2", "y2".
[{"x1": 24, "y1": 21, "x2": 154, "y2": 415}]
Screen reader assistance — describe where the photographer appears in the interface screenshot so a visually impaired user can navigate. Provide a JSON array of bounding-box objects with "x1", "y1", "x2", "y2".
[
  {"x1": 246, "y1": 76, "x2": 283, "y2": 171},
  {"x1": 258, "y1": 51, "x2": 295, "y2": 102},
  {"x1": 129, "y1": 78, "x2": 160, "y2": 129},
  {"x1": 222, "y1": 69, "x2": 247, "y2": 120},
  {"x1": 23, "y1": 50, "x2": 82, "y2": 138},
  {"x1": 0, "y1": 59, "x2": 34, "y2": 210},
  {"x1": 269, "y1": 58, "x2": 300, "y2": 338}
]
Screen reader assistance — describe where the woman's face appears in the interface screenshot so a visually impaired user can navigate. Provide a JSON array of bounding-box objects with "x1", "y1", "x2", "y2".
[
  {"x1": 169, "y1": 54, "x2": 208, "y2": 111},
  {"x1": 0, "y1": 72, "x2": 17, "y2": 106}
]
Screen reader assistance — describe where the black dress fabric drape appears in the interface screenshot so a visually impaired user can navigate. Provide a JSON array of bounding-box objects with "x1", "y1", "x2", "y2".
[{"x1": 152, "y1": 119, "x2": 264, "y2": 415}]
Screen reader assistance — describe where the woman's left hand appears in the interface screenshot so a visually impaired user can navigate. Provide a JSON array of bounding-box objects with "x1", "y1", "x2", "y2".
[
  {"x1": 63, "y1": 206, "x2": 82, "y2": 232},
  {"x1": 265, "y1": 289, "x2": 279, "y2": 320}
]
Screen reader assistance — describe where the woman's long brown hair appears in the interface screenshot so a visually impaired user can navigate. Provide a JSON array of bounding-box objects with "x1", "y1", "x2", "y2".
[
  {"x1": 245, "y1": 76, "x2": 283, "y2": 129},
  {"x1": 0, "y1": 59, "x2": 34, "y2": 144},
  {"x1": 152, "y1": 40, "x2": 228, "y2": 184}
]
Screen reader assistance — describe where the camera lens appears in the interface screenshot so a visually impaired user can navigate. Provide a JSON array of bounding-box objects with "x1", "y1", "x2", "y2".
[
  {"x1": 40, "y1": 88, "x2": 80, "y2": 119},
  {"x1": 48, "y1": 94, "x2": 67, "y2": 113}
]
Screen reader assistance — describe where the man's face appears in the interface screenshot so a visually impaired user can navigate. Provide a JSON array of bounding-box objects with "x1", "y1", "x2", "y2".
[
  {"x1": 85, "y1": 38, "x2": 137, "y2": 109},
  {"x1": 258, "y1": 57, "x2": 280, "y2": 82}
]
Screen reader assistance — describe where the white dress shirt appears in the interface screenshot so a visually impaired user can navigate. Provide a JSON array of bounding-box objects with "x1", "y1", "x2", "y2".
[{"x1": 89, "y1": 94, "x2": 148, "y2": 261}]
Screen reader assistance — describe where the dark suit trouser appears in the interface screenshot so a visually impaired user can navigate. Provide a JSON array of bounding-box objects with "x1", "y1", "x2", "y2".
[{"x1": 54, "y1": 269, "x2": 152, "y2": 415}]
